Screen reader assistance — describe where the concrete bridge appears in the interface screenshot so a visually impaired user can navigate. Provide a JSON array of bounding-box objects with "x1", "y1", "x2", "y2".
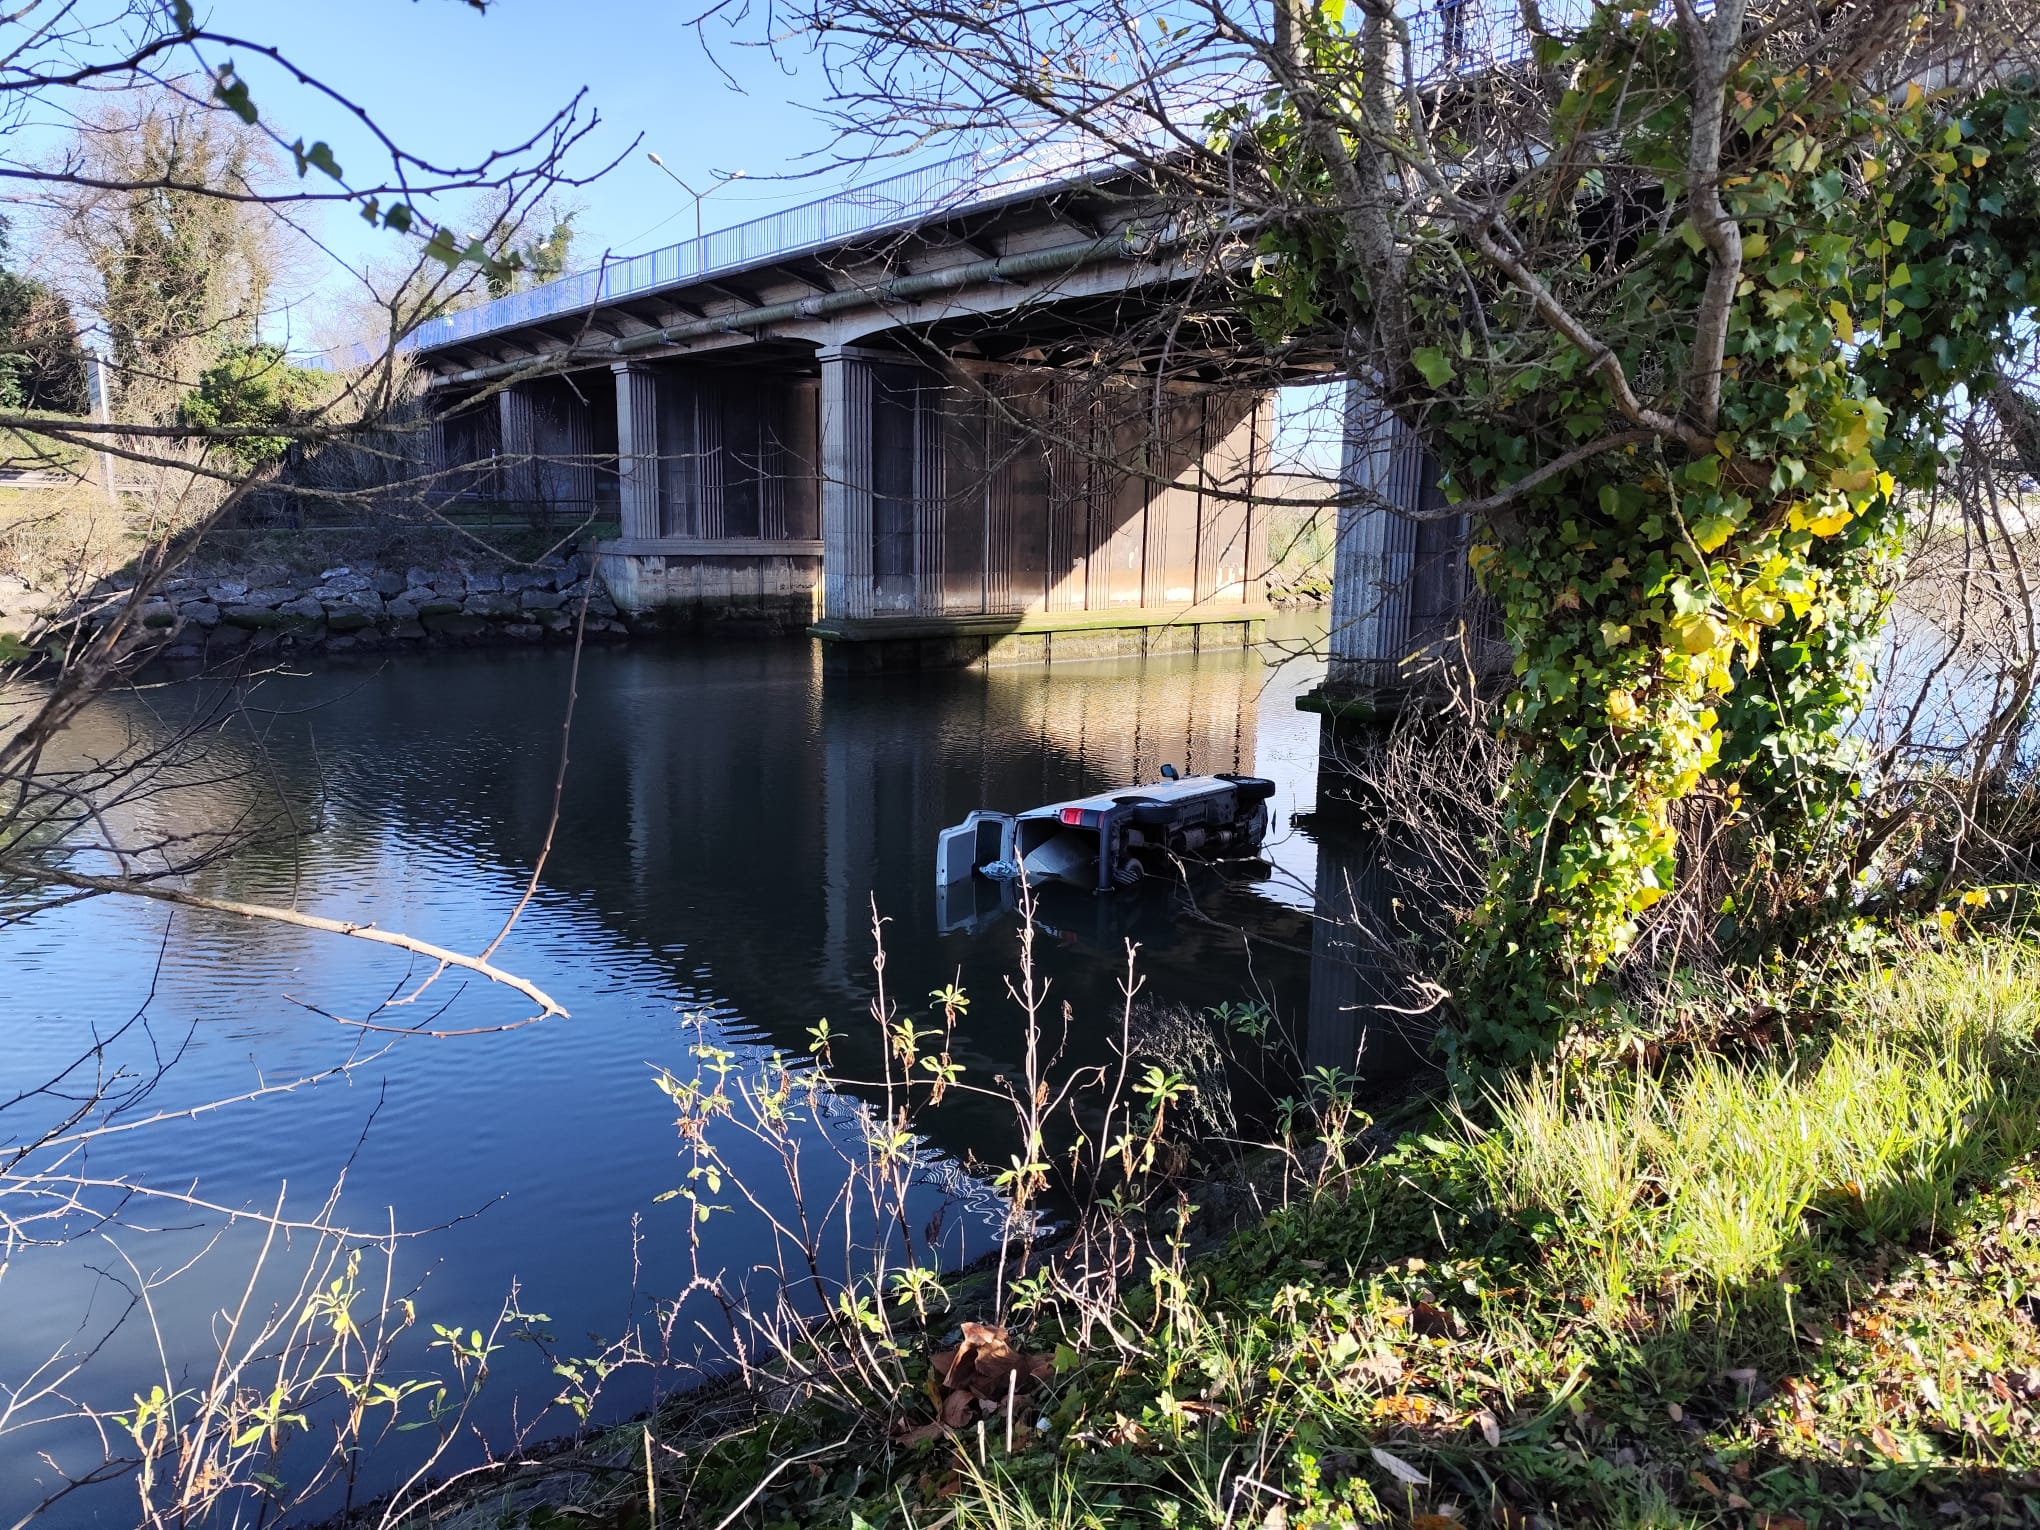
[
  {"x1": 403, "y1": 154, "x2": 1292, "y2": 669},
  {"x1": 382, "y1": 143, "x2": 1499, "y2": 702}
]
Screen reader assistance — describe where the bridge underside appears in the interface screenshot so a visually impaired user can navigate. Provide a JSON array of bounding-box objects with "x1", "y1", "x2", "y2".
[
  {"x1": 431, "y1": 336, "x2": 1273, "y2": 667},
  {"x1": 407, "y1": 165, "x2": 1301, "y2": 667}
]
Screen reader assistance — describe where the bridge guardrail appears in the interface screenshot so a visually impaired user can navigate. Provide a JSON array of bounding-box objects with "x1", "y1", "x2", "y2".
[{"x1": 317, "y1": 148, "x2": 1116, "y2": 370}]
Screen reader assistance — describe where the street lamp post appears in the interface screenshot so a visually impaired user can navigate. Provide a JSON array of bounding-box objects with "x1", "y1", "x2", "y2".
[{"x1": 645, "y1": 153, "x2": 745, "y2": 243}]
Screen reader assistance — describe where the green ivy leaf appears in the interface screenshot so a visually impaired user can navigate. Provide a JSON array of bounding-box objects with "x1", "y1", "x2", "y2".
[
  {"x1": 1412, "y1": 347, "x2": 1456, "y2": 387},
  {"x1": 212, "y1": 65, "x2": 258, "y2": 125}
]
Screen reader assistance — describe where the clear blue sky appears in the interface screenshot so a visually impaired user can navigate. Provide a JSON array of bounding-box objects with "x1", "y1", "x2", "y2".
[{"x1": 203, "y1": 0, "x2": 857, "y2": 281}]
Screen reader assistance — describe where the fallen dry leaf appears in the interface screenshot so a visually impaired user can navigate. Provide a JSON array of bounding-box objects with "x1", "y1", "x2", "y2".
[
  {"x1": 1473, "y1": 1406, "x2": 1501, "y2": 1447},
  {"x1": 1370, "y1": 1446, "x2": 1429, "y2": 1488},
  {"x1": 909, "y1": 1325, "x2": 1061, "y2": 1446},
  {"x1": 1351, "y1": 1351, "x2": 1404, "y2": 1385}
]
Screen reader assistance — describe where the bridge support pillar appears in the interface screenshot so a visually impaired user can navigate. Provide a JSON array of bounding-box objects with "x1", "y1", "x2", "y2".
[
  {"x1": 1328, "y1": 383, "x2": 1431, "y2": 695},
  {"x1": 614, "y1": 363, "x2": 663, "y2": 541},
  {"x1": 1300, "y1": 380, "x2": 1501, "y2": 808},
  {"x1": 497, "y1": 385, "x2": 538, "y2": 506},
  {"x1": 818, "y1": 346, "x2": 875, "y2": 623}
]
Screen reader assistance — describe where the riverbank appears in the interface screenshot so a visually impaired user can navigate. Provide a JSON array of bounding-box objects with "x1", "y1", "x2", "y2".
[
  {"x1": 499, "y1": 930, "x2": 2040, "y2": 1530},
  {"x1": 3, "y1": 551, "x2": 636, "y2": 666}
]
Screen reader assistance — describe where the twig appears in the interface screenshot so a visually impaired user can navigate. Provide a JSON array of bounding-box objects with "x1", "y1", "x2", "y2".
[{"x1": 0, "y1": 862, "x2": 566, "y2": 1017}]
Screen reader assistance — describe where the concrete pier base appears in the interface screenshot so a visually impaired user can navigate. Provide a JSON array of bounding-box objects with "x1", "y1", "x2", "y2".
[
  {"x1": 595, "y1": 542, "x2": 823, "y2": 634},
  {"x1": 810, "y1": 605, "x2": 1269, "y2": 672}
]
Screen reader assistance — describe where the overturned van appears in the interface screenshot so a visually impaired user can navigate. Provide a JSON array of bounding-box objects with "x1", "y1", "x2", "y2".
[{"x1": 936, "y1": 770, "x2": 1278, "y2": 899}]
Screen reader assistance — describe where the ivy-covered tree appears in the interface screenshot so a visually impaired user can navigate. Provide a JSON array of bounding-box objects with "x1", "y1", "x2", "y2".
[
  {"x1": 486, "y1": 204, "x2": 581, "y2": 298},
  {"x1": 733, "y1": 0, "x2": 2040, "y2": 1061},
  {"x1": 176, "y1": 343, "x2": 330, "y2": 468},
  {"x1": 1224, "y1": 7, "x2": 2040, "y2": 1060},
  {"x1": 0, "y1": 219, "x2": 89, "y2": 415}
]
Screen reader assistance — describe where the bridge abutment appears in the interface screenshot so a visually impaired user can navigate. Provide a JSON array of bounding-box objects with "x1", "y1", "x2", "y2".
[
  {"x1": 437, "y1": 342, "x2": 1281, "y2": 663},
  {"x1": 1301, "y1": 381, "x2": 1505, "y2": 804}
]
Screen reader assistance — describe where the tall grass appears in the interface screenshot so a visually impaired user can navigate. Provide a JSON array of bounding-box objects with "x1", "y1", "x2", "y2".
[{"x1": 1476, "y1": 936, "x2": 2040, "y2": 1299}]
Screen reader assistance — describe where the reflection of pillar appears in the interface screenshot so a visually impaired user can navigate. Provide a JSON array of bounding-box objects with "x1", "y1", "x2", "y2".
[
  {"x1": 1307, "y1": 832, "x2": 1431, "y2": 1079},
  {"x1": 497, "y1": 384, "x2": 538, "y2": 505},
  {"x1": 820, "y1": 346, "x2": 875, "y2": 620},
  {"x1": 614, "y1": 363, "x2": 662, "y2": 541},
  {"x1": 626, "y1": 676, "x2": 672, "y2": 889}
]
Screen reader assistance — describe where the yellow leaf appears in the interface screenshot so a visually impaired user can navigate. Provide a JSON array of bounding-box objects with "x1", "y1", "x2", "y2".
[
  {"x1": 1606, "y1": 689, "x2": 1639, "y2": 727},
  {"x1": 1805, "y1": 506, "x2": 1855, "y2": 537},
  {"x1": 1827, "y1": 300, "x2": 1855, "y2": 343},
  {"x1": 1690, "y1": 513, "x2": 1736, "y2": 552},
  {"x1": 1829, "y1": 466, "x2": 1876, "y2": 493},
  {"x1": 1671, "y1": 613, "x2": 1727, "y2": 655}
]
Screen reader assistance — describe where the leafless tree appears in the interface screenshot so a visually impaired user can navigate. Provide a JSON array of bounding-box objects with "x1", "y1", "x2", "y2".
[{"x1": 0, "y1": 3, "x2": 624, "y2": 1516}]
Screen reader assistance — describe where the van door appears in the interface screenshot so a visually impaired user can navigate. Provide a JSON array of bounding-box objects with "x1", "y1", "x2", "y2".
[{"x1": 936, "y1": 812, "x2": 1014, "y2": 887}]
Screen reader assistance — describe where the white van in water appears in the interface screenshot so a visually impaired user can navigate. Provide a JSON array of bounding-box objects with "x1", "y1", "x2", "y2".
[{"x1": 936, "y1": 769, "x2": 1278, "y2": 899}]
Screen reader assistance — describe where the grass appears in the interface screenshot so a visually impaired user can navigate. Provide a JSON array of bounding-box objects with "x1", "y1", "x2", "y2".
[
  {"x1": 643, "y1": 934, "x2": 2040, "y2": 1530},
  {"x1": 1484, "y1": 941, "x2": 2040, "y2": 1297}
]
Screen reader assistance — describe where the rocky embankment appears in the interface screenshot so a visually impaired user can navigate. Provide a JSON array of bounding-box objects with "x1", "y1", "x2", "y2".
[{"x1": 18, "y1": 557, "x2": 635, "y2": 663}]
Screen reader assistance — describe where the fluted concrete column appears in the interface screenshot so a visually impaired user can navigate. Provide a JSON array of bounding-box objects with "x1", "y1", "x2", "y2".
[
  {"x1": 614, "y1": 362, "x2": 663, "y2": 540},
  {"x1": 819, "y1": 346, "x2": 875, "y2": 621},
  {"x1": 1328, "y1": 380, "x2": 1424, "y2": 690},
  {"x1": 497, "y1": 384, "x2": 539, "y2": 507}
]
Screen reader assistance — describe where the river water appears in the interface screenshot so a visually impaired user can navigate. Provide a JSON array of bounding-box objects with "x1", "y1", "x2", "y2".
[{"x1": 2, "y1": 616, "x2": 1422, "y2": 1522}]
